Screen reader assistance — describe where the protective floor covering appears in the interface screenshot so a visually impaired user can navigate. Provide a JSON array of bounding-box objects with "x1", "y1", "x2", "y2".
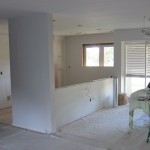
[
  {"x1": 0, "y1": 123, "x2": 22, "y2": 139},
  {"x1": 56, "y1": 105, "x2": 150, "y2": 150},
  {"x1": 0, "y1": 127, "x2": 106, "y2": 150},
  {"x1": 0, "y1": 105, "x2": 150, "y2": 150}
]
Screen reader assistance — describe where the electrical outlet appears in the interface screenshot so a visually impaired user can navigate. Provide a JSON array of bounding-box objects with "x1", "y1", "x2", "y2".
[{"x1": 7, "y1": 95, "x2": 11, "y2": 101}]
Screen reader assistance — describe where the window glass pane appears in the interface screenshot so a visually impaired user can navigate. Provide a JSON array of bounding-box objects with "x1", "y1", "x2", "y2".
[
  {"x1": 124, "y1": 41, "x2": 150, "y2": 96},
  {"x1": 86, "y1": 47, "x2": 99, "y2": 66},
  {"x1": 126, "y1": 77, "x2": 145, "y2": 96},
  {"x1": 82, "y1": 44, "x2": 114, "y2": 67},
  {"x1": 104, "y1": 47, "x2": 114, "y2": 66}
]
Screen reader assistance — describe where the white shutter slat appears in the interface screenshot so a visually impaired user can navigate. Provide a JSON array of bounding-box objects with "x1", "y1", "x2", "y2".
[
  {"x1": 126, "y1": 42, "x2": 150, "y2": 77},
  {"x1": 126, "y1": 42, "x2": 145, "y2": 76}
]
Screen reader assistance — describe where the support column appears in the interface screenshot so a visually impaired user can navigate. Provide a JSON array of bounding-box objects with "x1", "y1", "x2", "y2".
[{"x1": 9, "y1": 13, "x2": 55, "y2": 133}]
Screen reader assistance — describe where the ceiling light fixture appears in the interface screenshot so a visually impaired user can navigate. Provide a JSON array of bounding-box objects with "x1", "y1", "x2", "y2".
[{"x1": 77, "y1": 25, "x2": 83, "y2": 27}]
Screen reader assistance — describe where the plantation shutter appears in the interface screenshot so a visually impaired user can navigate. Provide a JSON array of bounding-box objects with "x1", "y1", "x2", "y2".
[
  {"x1": 146, "y1": 43, "x2": 150, "y2": 76},
  {"x1": 125, "y1": 42, "x2": 150, "y2": 77},
  {"x1": 125, "y1": 41, "x2": 150, "y2": 96}
]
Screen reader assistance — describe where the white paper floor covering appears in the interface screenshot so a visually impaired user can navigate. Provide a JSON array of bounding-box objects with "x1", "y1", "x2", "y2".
[
  {"x1": 56, "y1": 105, "x2": 150, "y2": 150},
  {"x1": 0, "y1": 105, "x2": 150, "y2": 150},
  {"x1": 0, "y1": 124, "x2": 104, "y2": 150}
]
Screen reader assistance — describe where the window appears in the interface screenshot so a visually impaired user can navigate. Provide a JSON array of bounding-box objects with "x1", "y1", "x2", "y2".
[
  {"x1": 84, "y1": 46, "x2": 99, "y2": 66},
  {"x1": 124, "y1": 41, "x2": 150, "y2": 96},
  {"x1": 104, "y1": 46, "x2": 114, "y2": 66},
  {"x1": 82, "y1": 43, "x2": 114, "y2": 67}
]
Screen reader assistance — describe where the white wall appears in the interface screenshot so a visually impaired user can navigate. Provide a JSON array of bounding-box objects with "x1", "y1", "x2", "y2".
[
  {"x1": 0, "y1": 28, "x2": 11, "y2": 109},
  {"x1": 65, "y1": 29, "x2": 146, "y2": 94},
  {"x1": 55, "y1": 78, "x2": 114, "y2": 129},
  {"x1": 53, "y1": 36, "x2": 66, "y2": 88},
  {"x1": 9, "y1": 13, "x2": 55, "y2": 133},
  {"x1": 65, "y1": 33, "x2": 115, "y2": 85},
  {"x1": 114, "y1": 28, "x2": 145, "y2": 93}
]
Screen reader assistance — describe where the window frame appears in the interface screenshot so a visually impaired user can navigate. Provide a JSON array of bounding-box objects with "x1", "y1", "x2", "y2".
[
  {"x1": 124, "y1": 41, "x2": 150, "y2": 96},
  {"x1": 82, "y1": 43, "x2": 114, "y2": 67}
]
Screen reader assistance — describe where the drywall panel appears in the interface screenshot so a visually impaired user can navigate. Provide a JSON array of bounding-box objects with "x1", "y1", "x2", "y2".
[
  {"x1": 65, "y1": 33, "x2": 115, "y2": 85},
  {"x1": 53, "y1": 36, "x2": 66, "y2": 87},
  {"x1": 114, "y1": 28, "x2": 145, "y2": 93},
  {"x1": 65, "y1": 30, "x2": 146, "y2": 93},
  {"x1": 0, "y1": 31, "x2": 11, "y2": 109},
  {"x1": 9, "y1": 13, "x2": 55, "y2": 133},
  {"x1": 55, "y1": 78, "x2": 114, "y2": 129}
]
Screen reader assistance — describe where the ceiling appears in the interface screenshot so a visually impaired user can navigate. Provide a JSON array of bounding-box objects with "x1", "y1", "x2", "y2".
[{"x1": 0, "y1": 0, "x2": 150, "y2": 36}]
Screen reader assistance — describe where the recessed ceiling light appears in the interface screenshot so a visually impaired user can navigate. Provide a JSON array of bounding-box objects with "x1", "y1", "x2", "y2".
[{"x1": 77, "y1": 25, "x2": 83, "y2": 27}]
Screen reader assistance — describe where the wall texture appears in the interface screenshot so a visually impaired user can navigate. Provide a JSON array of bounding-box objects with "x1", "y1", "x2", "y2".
[
  {"x1": 53, "y1": 36, "x2": 67, "y2": 87},
  {"x1": 55, "y1": 78, "x2": 114, "y2": 129},
  {"x1": 114, "y1": 28, "x2": 145, "y2": 93},
  {"x1": 9, "y1": 13, "x2": 55, "y2": 133},
  {"x1": 65, "y1": 33, "x2": 115, "y2": 85},
  {"x1": 65, "y1": 30, "x2": 146, "y2": 93},
  {"x1": 0, "y1": 31, "x2": 11, "y2": 109}
]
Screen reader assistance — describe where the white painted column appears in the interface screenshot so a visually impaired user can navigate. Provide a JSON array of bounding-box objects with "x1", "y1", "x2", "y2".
[{"x1": 9, "y1": 13, "x2": 55, "y2": 133}]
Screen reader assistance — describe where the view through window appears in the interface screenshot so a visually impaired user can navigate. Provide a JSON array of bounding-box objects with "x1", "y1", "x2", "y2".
[
  {"x1": 83, "y1": 43, "x2": 114, "y2": 67},
  {"x1": 124, "y1": 41, "x2": 150, "y2": 96},
  {"x1": 85, "y1": 46, "x2": 99, "y2": 66}
]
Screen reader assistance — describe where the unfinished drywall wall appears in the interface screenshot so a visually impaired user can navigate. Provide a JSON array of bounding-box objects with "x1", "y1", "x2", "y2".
[
  {"x1": 65, "y1": 30, "x2": 146, "y2": 93},
  {"x1": 55, "y1": 78, "x2": 114, "y2": 128},
  {"x1": 0, "y1": 22, "x2": 11, "y2": 109},
  {"x1": 114, "y1": 28, "x2": 145, "y2": 93},
  {"x1": 53, "y1": 36, "x2": 66, "y2": 88},
  {"x1": 9, "y1": 13, "x2": 55, "y2": 133},
  {"x1": 65, "y1": 33, "x2": 115, "y2": 85}
]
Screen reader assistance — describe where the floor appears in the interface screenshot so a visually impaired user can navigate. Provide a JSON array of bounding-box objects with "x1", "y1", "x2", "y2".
[
  {"x1": 56, "y1": 105, "x2": 150, "y2": 150},
  {"x1": 0, "y1": 105, "x2": 150, "y2": 150}
]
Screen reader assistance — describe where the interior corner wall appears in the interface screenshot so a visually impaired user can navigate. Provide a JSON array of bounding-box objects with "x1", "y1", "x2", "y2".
[
  {"x1": 114, "y1": 28, "x2": 145, "y2": 94},
  {"x1": 65, "y1": 33, "x2": 115, "y2": 85},
  {"x1": 9, "y1": 13, "x2": 55, "y2": 133},
  {"x1": 53, "y1": 36, "x2": 67, "y2": 88}
]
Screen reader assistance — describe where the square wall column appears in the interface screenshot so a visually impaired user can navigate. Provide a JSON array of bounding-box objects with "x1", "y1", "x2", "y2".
[{"x1": 9, "y1": 13, "x2": 55, "y2": 133}]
